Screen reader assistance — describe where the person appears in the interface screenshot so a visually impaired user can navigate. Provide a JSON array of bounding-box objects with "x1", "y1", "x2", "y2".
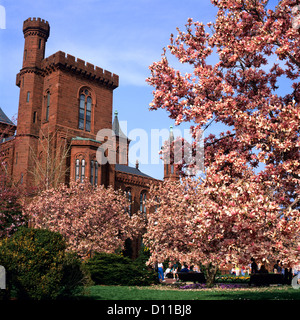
[
  {"x1": 241, "y1": 266, "x2": 246, "y2": 276},
  {"x1": 172, "y1": 262, "x2": 179, "y2": 280},
  {"x1": 189, "y1": 265, "x2": 196, "y2": 273},
  {"x1": 273, "y1": 260, "x2": 281, "y2": 273},
  {"x1": 157, "y1": 262, "x2": 165, "y2": 282},
  {"x1": 250, "y1": 258, "x2": 258, "y2": 274},
  {"x1": 259, "y1": 264, "x2": 269, "y2": 274},
  {"x1": 193, "y1": 265, "x2": 201, "y2": 273},
  {"x1": 231, "y1": 265, "x2": 236, "y2": 275},
  {"x1": 284, "y1": 267, "x2": 293, "y2": 285},
  {"x1": 164, "y1": 262, "x2": 172, "y2": 279},
  {"x1": 180, "y1": 264, "x2": 189, "y2": 272}
]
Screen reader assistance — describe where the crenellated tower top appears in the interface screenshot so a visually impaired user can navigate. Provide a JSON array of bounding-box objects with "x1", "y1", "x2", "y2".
[
  {"x1": 21, "y1": 17, "x2": 50, "y2": 69},
  {"x1": 23, "y1": 17, "x2": 50, "y2": 39}
]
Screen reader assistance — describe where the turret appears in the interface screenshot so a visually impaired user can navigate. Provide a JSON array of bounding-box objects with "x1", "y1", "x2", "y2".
[{"x1": 22, "y1": 17, "x2": 50, "y2": 69}]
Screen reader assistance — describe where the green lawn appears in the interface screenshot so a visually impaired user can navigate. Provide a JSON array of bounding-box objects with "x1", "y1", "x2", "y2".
[{"x1": 82, "y1": 285, "x2": 300, "y2": 300}]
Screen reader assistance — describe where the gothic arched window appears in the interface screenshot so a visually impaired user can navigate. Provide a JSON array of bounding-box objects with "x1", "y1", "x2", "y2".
[
  {"x1": 140, "y1": 190, "x2": 147, "y2": 214},
  {"x1": 90, "y1": 160, "x2": 98, "y2": 186},
  {"x1": 46, "y1": 92, "x2": 50, "y2": 122},
  {"x1": 75, "y1": 158, "x2": 86, "y2": 182},
  {"x1": 125, "y1": 188, "x2": 132, "y2": 216},
  {"x1": 78, "y1": 89, "x2": 92, "y2": 132}
]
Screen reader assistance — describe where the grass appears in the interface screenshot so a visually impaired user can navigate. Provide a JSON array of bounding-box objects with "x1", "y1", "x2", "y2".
[{"x1": 81, "y1": 284, "x2": 300, "y2": 300}]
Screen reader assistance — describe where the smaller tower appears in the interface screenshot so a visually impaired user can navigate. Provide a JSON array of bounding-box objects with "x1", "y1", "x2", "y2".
[
  {"x1": 163, "y1": 126, "x2": 180, "y2": 181},
  {"x1": 112, "y1": 110, "x2": 130, "y2": 165},
  {"x1": 13, "y1": 18, "x2": 50, "y2": 187}
]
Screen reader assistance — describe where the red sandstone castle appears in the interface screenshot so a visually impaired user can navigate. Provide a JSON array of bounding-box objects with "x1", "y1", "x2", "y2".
[{"x1": 0, "y1": 18, "x2": 179, "y2": 216}]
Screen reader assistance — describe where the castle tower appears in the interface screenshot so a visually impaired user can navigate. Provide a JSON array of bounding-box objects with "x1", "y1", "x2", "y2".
[
  {"x1": 13, "y1": 18, "x2": 50, "y2": 186},
  {"x1": 163, "y1": 126, "x2": 180, "y2": 181},
  {"x1": 112, "y1": 110, "x2": 130, "y2": 165}
]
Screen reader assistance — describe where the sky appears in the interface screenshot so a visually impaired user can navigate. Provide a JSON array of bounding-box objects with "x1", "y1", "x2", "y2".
[{"x1": 0, "y1": 0, "x2": 286, "y2": 180}]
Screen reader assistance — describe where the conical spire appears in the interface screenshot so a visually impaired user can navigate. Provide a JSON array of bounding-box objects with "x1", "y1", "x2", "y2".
[{"x1": 112, "y1": 110, "x2": 128, "y2": 139}]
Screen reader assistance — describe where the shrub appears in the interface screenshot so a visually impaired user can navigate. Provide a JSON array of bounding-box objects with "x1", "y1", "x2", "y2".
[
  {"x1": 0, "y1": 227, "x2": 87, "y2": 300},
  {"x1": 84, "y1": 251, "x2": 158, "y2": 286}
]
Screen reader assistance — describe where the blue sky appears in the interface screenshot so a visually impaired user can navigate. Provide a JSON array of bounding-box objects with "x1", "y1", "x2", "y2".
[{"x1": 0, "y1": 0, "x2": 286, "y2": 180}]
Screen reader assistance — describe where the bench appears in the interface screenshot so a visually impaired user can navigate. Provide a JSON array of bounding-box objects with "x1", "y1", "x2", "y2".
[
  {"x1": 249, "y1": 273, "x2": 284, "y2": 286},
  {"x1": 178, "y1": 272, "x2": 206, "y2": 283}
]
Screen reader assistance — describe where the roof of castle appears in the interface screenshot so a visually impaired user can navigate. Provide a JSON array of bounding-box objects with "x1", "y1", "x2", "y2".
[
  {"x1": 0, "y1": 107, "x2": 15, "y2": 126},
  {"x1": 115, "y1": 164, "x2": 154, "y2": 179}
]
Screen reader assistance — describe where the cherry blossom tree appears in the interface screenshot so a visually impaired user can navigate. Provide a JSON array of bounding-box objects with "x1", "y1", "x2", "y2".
[
  {"x1": 145, "y1": 0, "x2": 300, "y2": 285},
  {"x1": 0, "y1": 184, "x2": 26, "y2": 239},
  {"x1": 144, "y1": 154, "x2": 300, "y2": 286},
  {"x1": 24, "y1": 181, "x2": 145, "y2": 258},
  {"x1": 0, "y1": 117, "x2": 27, "y2": 238}
]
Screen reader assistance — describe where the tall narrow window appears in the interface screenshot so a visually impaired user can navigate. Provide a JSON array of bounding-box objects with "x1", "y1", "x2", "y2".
[
  {"x1": 90, "y1": 160, "x2": 98, "y2": 186},
  {"x1": 125, "y1": 188, "x2": 132, "y2": 216},
  {"x1": 24, "y1": 50, "x2": 27, "y2": 61},
  {"x1": 26, "y1": 91, "x2": 30, "y2": 102},
  {"x1": 94, "y1": 161, "x2": 98, "y2": 186},
  {"x1": 39, "y1": 38, "x2": 42, "y2": 49},
  {"x1": 75, "y1": 159, "x2": 80, "y2": 181},
  {"x1": 90, "y1": 160, "x2": 94, "y2": 185},
  {"x1": 81, "y1": 159, "x2": 85, "y2": 182},
  {"x1": 33, "y1": 111, "x2": 37, "y2": 123},
  {"x1": 140, "y1": 191, "x2": 147, "y2": 214},
  {"x1": 75, "y1": 158, "x2": 86, "y2": 182},
  {"x1": 46, "y1": 92, "x2": 50, "y2": 121},
  {"x1": 78, "y1": 89, "x2": 92, "y2": 131},
  {"x1": 78, "y1": 94, "x2": 85, "y2": 130},
  {"x1": 86, "y1": 96, "x2": 92, "y2": 132}
]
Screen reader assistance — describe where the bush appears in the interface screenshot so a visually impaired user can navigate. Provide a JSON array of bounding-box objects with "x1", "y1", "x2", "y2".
[
  {"x1": 0, "y1": 227, "x2": 87, "y2": 300},
  {"x1": 84, "y1": 251, "x2": 158, "y2": 286}
]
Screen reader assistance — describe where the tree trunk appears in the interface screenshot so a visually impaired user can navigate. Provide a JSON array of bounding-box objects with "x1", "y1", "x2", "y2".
[{"x1": 206, "y1": 263, "x2": 218, "y2": 288}]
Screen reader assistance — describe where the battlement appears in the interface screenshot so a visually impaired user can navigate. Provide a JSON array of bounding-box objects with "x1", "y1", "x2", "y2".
[
  {"x1": 42, "y1": 51, "x2": 119, "y2": 89},
  {"x1": 23, "y1": 17, "x2": 50, "y2": 38}
]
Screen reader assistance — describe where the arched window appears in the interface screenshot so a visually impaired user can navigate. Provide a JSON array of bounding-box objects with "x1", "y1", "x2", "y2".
[
  {"x1": 45, "y1": 92, "x2": 50, "y2": 122},
  {"x1": 78, "y1": 89, "x2": 92, "y2": 132},
  {"x1": 75, "y1": 159, "x2": 80, "y2": 181},
  {"x1": 125, "y1": 188, "x2": 132, "y2": 216},
  {"x1": 75, "y1": 158, "x2": 86, "y2": 182},
  {"x1": 81, "y1": 159, "x2": 85, "y2": 182},
  {"x1": 140, "y1": 191, "x2": 147, "y2": 214},
  {"x1": 90, "y1": 160, "x2": 98, "y2": 186}
]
